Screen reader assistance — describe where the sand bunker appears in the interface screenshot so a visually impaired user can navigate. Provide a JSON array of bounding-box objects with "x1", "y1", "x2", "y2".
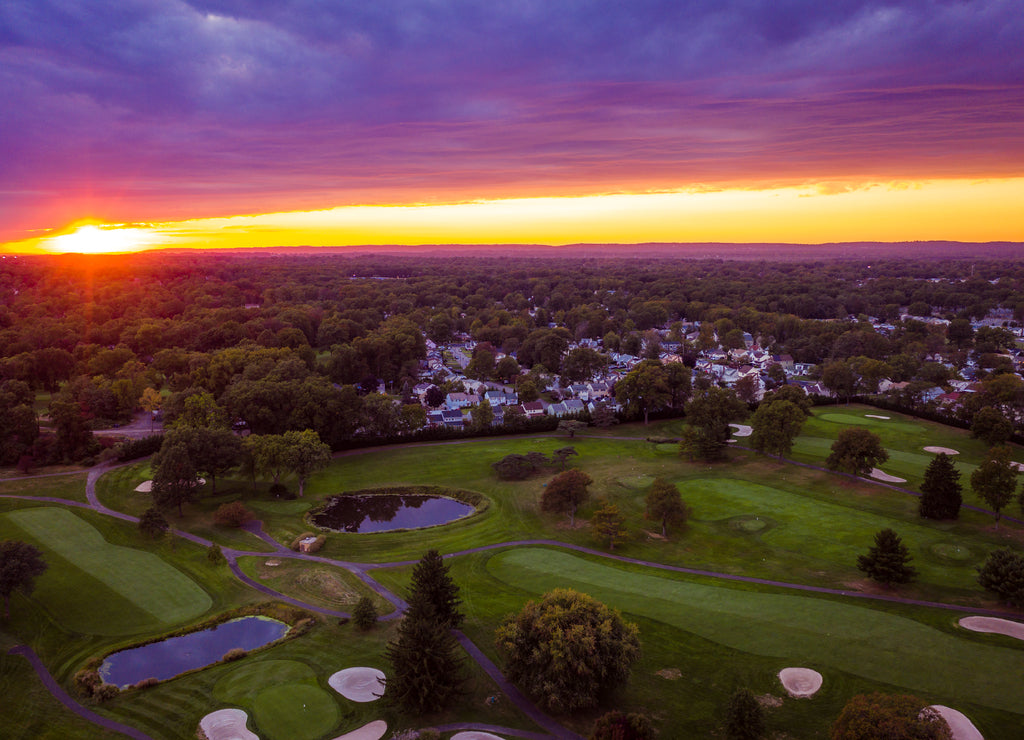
[
  {"x1": 729, "y1": 423, "x2": 753, "y2": 437},
  {"x1": 135, "y1": 480, "x2": 153, "y2": 492},
  {"x1": 330, "y1": 720, "x2": 388, "y2": 740},
  {"x1": 865, "y1": 414, "x2": 890, "y2": 420},
  {"x1": 928, "y1": 706, "x2": 983, "y2": 740},
  {"x1": 452, "y1": 733, "x2": 507, "y2": 740},
  {"x1": 778, "y1": 667, "x2": 822, "y2": 698},
  {"x1": 1011, "y1": 461, "x2": 1024, "y2": 472},
  {"x1": 959, "y1": 616, "x2": 1024, "y2": 642},
  {"x1": 923, "y1": 446, "x2": 959, "y2": 455},
  {"x1": 328, "y1": 667, "x2": 385, "y2": 702},
  {"x1": 200, "y1": 709, "x2": 259, "y2": 740},
  {"x1": 869, "y1": 468, "x2": 907, "y2": 483}
]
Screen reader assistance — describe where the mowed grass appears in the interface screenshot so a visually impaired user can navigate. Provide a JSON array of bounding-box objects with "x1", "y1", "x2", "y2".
[
  {"x1": 0, "y1": 471, "x2": 91, "y2": 503},
  {"x1": 1, "y1": 507, "x2": 211, "y2": 634},
  {"x1": 488, "y1": 548, "x2": 1024, "y2": 714}
]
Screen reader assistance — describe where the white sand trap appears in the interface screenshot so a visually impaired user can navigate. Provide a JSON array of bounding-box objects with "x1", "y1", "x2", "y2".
[
  {"x1": 135, "y1": 480, "x2": 153, "y2": 492},
  {"x1": 959, "y1": 616, "x2": 1024, "y2": 642},
  {"x1": 869, "y1": 468, "x2": 907, "y2": 483},
  {"x1": 452, "y1": 733, "x2": 507, "y2": 740},
  {"x1": 865, "y1": 414, "x2": 890, "y2": 420},
  {"x1": 778, "y1": 667, "x2": 822, "y2": 698},
  {"x1": 924, "y1": 446, "x2": 959, "y2": 455},
  {"x1": 928, "y1": 706, "x2": 983, "y2": 740},
  {"x1": 200, "y1": 708, "x2": 259, "y2": 740},
  {"x1": 1011, "y1": 461, "x2": 1024, "y2": 472},
  {"x1": 330, "y1": 720, "x2": 388, "y2": 740},
  {"x1": 328, "y1": 667, "x2": 385, "y2": 702},
  {"x1": 729, "y1": 423, "x2": 753, "y2": 437}
]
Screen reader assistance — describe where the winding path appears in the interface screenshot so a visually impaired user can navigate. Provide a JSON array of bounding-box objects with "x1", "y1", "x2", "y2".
[{"x1": 4, "y1": 438, "x2": 1023, "y2": 740}]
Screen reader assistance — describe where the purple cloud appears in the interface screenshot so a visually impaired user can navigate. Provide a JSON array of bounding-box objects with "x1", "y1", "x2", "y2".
[{"x1": 1, "y1": 0, "x2": 1022, "y2": 241}]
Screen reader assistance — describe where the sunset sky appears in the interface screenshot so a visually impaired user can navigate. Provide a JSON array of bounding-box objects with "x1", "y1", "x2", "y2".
[{"x1": 2, "y1": 1, "x2": 1022, "y2": 253}]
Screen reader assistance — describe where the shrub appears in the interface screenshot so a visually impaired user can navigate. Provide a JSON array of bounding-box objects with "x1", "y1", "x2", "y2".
[
  {"x1": 590, "y1": 711, "x2": 655, "y2": 740},
  {"x1": 222, "y1": 648, "x2": 247, "y2": 662},
  {"x1": 977, "y1": 548, "x2": 1024, "y2": 607},
  {"x1": 74, "y1": 668, "x2": 102, "y2": 697},
  {"x1": 206, "y1": 543, "x2": 226, "y2": 565},
  {"x1": 213, "y1": 500, "x2": 254, "y2": 528},
  {"x1": 352, "y1": 596, "x2": 378, "y2": 630},
  {"x1": 115, "y1": 435, "x2": 164, "y2": 461},
  {"x1": 94, "y1": 683, "x2": 120, "y2": 702},
  {"x1": 133, "y1": 677, "x2": 159, "y2": 689}
]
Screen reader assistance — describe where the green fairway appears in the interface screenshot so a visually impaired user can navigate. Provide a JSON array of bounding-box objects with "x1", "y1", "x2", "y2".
[
  {"x1": 816, "y1": 411, "x2": 925, "y2": 435},
  {"x1": 487, "y1": 548, "x2": 1024, "y2": 714},
  {"x1": 3, "y1": 507, "x2": 211, "y2": 632},
  {"x1": 214, "y1": 659, "x2": 319, "y2": 704}
]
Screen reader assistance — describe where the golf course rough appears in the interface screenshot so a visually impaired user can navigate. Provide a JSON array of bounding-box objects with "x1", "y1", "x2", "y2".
[
  {"x1": 1, "y1": 507, "x2": 211, "y2": 634},
  {"x1": 488, "y1": 548, "x2": 1024, "y2": 714}
]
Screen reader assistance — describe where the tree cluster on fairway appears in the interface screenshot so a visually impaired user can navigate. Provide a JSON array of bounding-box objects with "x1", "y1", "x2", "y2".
[
  {"x1": 492, "y1": 450, "x2": 554, "y2": 480},
  {"x1": 384, "y1": 550, "x2": 465, "y2": 714},
  {"x1": 749, "y1": 397, "x2": 806, "y2": 458},
  {"x1": 970, "y1": 445, "x2": 1019, "y2": 527},
  {"x1": 826, "y1": 427, "x2": 888, "y2": 476},
  {"x1": 541, "y1": 468, "x2": 593, "y2": 526},
  {"x1": 830, "y1": 693, "x2": 951, "y2": 740},
  {"x1": 857, "y1": 529, "x2": 916, "y2": 586},
  {"x1": 0, "y1": 540, "x2": 47, "y2": 618},
  {"x1": 682, "y1": 387, "x2": 748, "y2": 462},
  {"x1": 644, "y1": 477, "x2": 689, "y2": 537},
  {"x1": 918, "y1": 453, "x2": 962, "y2": 520},
  {"x1": 495, "y1": 588, "x2": 640, "y2": 713},
  {"x1": 614, "y1": 359, "x2": 672, "y2": 425},
  {"x1": 977, "y1": 548, "x2": 1024, "y2": 607}
]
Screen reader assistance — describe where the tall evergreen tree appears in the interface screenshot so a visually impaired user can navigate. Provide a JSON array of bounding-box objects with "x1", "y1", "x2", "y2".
[
  {"x1": 918, "y1": 453, "x2": 962, "y2": 519},
  {"x1": 409, "y1": 549, "x2": 464, "y2": 629},
  {"x1": 857, "y1": 529, "x2": 917, "y2": 586},
  {"x1": 384, "y1": 588, "x2": 464, "y2": 713},
  {"x1": 726, "y1": 687, "x2": 765, "y2": 740}
]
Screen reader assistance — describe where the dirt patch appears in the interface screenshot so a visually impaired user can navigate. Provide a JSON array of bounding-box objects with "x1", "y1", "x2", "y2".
[
  {"x1": 656, "y1": 668, "x2": 681, "y2": 680},
  {"x1": 757, "y1": 694, "x2": 784, "y2": 708},
  {"x1": 643, "y1": 530, "x2": 666, "y2": 541}
]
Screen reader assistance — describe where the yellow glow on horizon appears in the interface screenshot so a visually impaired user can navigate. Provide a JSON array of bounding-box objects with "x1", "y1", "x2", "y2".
[
  {"x1": 5, "y1": 177, "x2": 1023, "y2": 254},
  {"x1": 37, "y1": 223, "x2": 168, "y2": 254}
]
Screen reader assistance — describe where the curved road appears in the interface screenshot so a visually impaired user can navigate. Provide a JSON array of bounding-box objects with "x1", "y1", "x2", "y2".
[{"x1": 3, "y1": 441, "x2": 1023, "y2": 740}]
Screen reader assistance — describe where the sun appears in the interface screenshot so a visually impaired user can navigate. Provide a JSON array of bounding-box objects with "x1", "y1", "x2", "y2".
[{"x1": 39, "y1": 223, "x2": 159, "y2": 254}]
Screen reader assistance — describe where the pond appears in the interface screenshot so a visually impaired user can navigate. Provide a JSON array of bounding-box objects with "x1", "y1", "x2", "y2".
[
  {"x1": 99, "y1": 616, "x2": 289, "y2": 687},
  {"x1": 311, "y1": 493, "x2": 475, "y2": 533}
]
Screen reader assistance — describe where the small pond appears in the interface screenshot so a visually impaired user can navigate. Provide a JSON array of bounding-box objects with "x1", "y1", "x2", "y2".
[
  {"x1": 312, "y1": 494, "x2": 474, "y2": 533},
  {"x1": 99, "y1": 616, "x2": 289, "y2": 687}
]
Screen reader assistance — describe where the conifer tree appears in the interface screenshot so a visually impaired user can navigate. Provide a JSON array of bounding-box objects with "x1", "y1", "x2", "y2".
[
  {"x1": 918, "y1": 453, "x2": 962, "y2": 520},
  {"x1": 352, "y1": 596, "x2": 378, "y2": 630},
  {"x1": 726, "y1": 688, "x2": 765, "y2": 740},
  {"x1": 857, "y1": 528, "x2": 917, "y2": 586},
  {"x1": 409, "y1": 549, "x2": 464, "y2": 629},
  {"x1": 384, "y1": 588, "x2": 464, "y2": 713}
]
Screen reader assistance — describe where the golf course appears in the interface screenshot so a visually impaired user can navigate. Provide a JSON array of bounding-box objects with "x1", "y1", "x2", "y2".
[{"x1": 2, "y1": 404, "x2": 1024, "y2": 739}]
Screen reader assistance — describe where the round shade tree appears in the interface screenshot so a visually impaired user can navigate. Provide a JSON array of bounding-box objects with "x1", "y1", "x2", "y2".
[
  {"x1": 495, "y1": 588, "x2": 640, "y2": 713},
  {"x1": 830, "y1": 693, "x2": 951, "y2": 740},
  {"x1": 826, "y1": 427, "x2": 888, "y2": 476},
  {"x1": 541, "y1": 468, "x2": 593, "y2": 526},
  {"x1": 1, "y1": 540, "x2": 47, "y2": 618}
]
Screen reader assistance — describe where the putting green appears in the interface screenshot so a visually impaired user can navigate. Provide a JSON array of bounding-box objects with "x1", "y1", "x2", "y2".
[
  {"x1": 488, "y1": 548, "x2": 1024, "y2": 714},
  {"x1": 3, "y1": 508, "x2": 210, "y2": 631},
  {"x1": 253, "y1": 682, "x2": 339, "y2": 740},
  {"x1": 816, "y1": 412, "x2": 924, "y2": 434},
  {"x1": 214, "y1": 660, "x2": 318, "y2": 705}
]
